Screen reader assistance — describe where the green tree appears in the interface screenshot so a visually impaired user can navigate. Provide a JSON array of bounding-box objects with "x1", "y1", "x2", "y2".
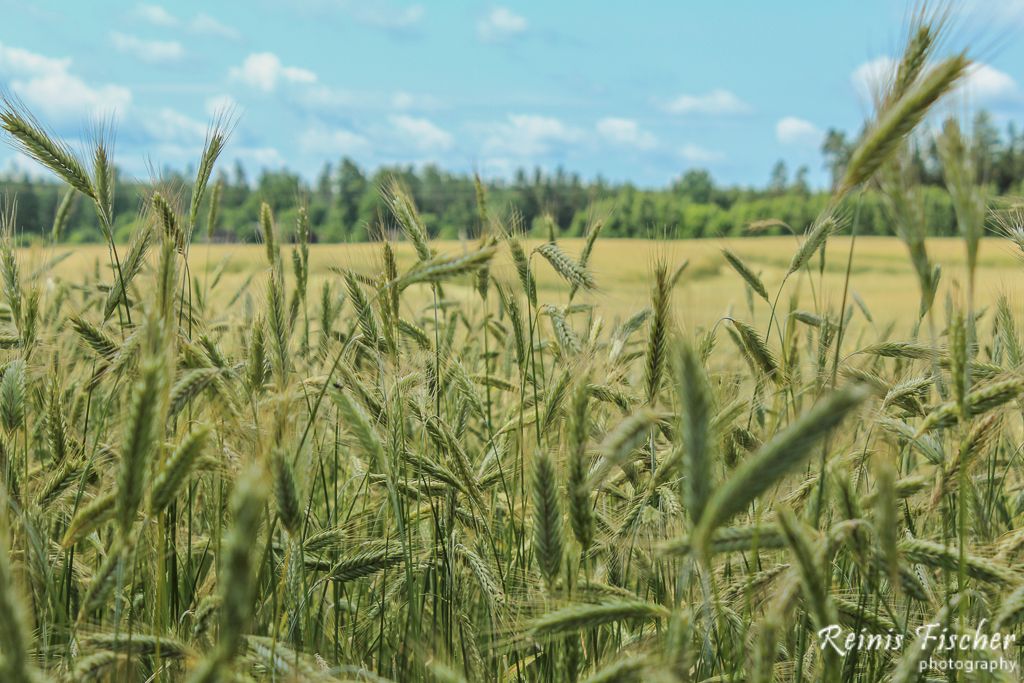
[
  {"x1": 336, "y1": 158, "x2": 367, "y2": 237},
  {"x1": 821, "y1": 129, "x2": 851, "y2": 189},
  {"x1": 673, "y1": 169, "x2": 713, "y2": 204}
]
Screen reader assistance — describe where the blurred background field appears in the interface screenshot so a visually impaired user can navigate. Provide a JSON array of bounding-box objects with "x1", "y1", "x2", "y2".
[{"x1": 36, "y1": 235, "x2": 1024, "y2": 335}]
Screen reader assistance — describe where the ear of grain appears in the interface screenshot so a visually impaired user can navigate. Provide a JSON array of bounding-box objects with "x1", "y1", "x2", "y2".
[
  {"x1": 328, "y1": 543, "x2": 404, "y2": 583},
  {"x1": 384, "y1": 181, "x2": 431, "y2": 261},
  {"x1": 505, "y1": 230, "x2": 537, "y2": 306},
  {"x1": 645, "y1": 263, "x2": 671, "y2": 405},
  {"x1": 189, "y1": 117, "x2": 231, "y2": 233},
  {"x1": 260, "y1": 201, "x2": 277, "y2": 266},
  {"x1": 91, "y1": 135, "x2": 114, "y2": 231},
  {"x1": 532, "y1": 450, "x2": 563, "y2": 587},
  {"x1": 948, "y1": 306, "x2": 968, "y2": 419},
  {"x1": 63, "y1": 490, "x2": 117, "y2": 547},
  {"x1": 535, "y1": 242, "x2": 595, "y2": 291},
  {"x1": 855, "y1": 340, "x2": 940, "y2": 360},
  {"x1": 657, "y1": 523, "x2": 785, "y2": 557},
  {"x1": 994, "y1": 584, "x2": 1024, "y2": 630},
  {"x1": 570, "y1": 218, "x2": 603, "y2": 300},
  {"x1": 201, "y1": 465, "x2": 267, "y2": 679},
  {"x1": 937, "y1": 118, "x2": 986, "y2": 282},
  {"x1": 156, "y1": 230, "x2": 178, "y2": 322},
  {"x1": 886, "y1": 10, "x2": 944, "y2": 107},
  {"x1": 568, "y1": 380, "x2": 594, "y2": 553},
  {"x1": 152, "y1": 192, "x2": 181, "y2": 252},
  {"x1": 495, "y1": 282, "x2": 526, "y2": 367},
  {"x1": 997, "y1": 294, "x2": 1022, "y2": 367},
  {"x1": 693, "y1": 385, "x2": 868, "y2": 552},
  {"x1": 149, "y1": 426, "x2": 210, "y2": 515},
  {"x1": 45, "y1": 375, "x2": 67, "y2": 463},
  {"x1": 544, "y1": 304, "x2": 582, "y2": 356},
  {"x1": 676, "y1": 339, "x2": 714, "y2": 525},
  {"x1": 116, "y1": 355, "x2": 165, "y2": 539},
  {"x1": 0, "y1": 100, "x2": 95, "y2": 198},
  {"x1": 788, "y1": 214, "x2": 838, "y2": 277},
  {"x1": 246, "y1": 316, "x2": 269, "y2": 393},
  {"x1": 344, "y1": 270, "x2": 380, "y2": 349},
  {"x1": 168, "y1": 367, "x2": 220, "y2": 419},
  {"x1": 540, "y1": 366, "x2": 573, "y2": 434},
  {"x1": 838, "y1": 54, "x2": 969, "y2": 195},
  {"x1": 206, "y1": 179, "x2": 223, "y2": 240},
  {"x1": 0, "y1": 220, "x2": 21, "y2": 333},
  {"x1": 393, "y1": 245, "x2": 497, "y2": 290},
  {"x1": 0, "y1": 359, "x2": 24, "y2": 434},
  {"x1": 873, "y1": 457, "x2": 900, "y2": 591},
  {"x1": 776, "y1": 508, "x2": 836, "y2": 631},
  {"x1": 917, "y1": 375, "x2": 1024, "y2": 435},
  {"x1": 332, "y1": 388, "x2": 386, "y2": 472},
  {"x1": 586, "y1": 408, "x2": 659, "y2": 489},
  {"x1": 527, "y1": 600, "x2": 668, "y2": 639},
  {"x1": 50, "y1": 188, "x2": 76, "y2": 242},
  {"x1": 899, "y1": 537, "x2": 1020, "y2": 587},
  {"x1": 722, "y1": 248, "x2": 768, "y2": 302},
  {"x1": 78, "y1": 538, "x2": 131, "y2": 621},
  {"x1": 267, "y1": 268, "x2": 290, "y2": 385},
  {"x1": 729, "y1": 319, "x2": 778, "y2": 380},
  {"x1": 272, "y1": 450, "x2": 299, "y2": 536},
  {"x1": 103, "y1": 222, "x2": 152, "y2": 321}
]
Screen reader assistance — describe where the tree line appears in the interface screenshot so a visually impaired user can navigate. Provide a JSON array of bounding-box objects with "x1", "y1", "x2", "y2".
[{"x1": 3, "y1": 111, "x2": 1021, "y2": 243}]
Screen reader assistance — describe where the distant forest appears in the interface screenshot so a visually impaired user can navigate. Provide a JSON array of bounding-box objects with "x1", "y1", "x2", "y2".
[{"x1": 3, "y1": 111, "x2": 1022, "y2": 243}]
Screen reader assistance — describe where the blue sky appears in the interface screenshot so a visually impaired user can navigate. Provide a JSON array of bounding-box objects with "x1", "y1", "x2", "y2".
[{"x1": 0, "y1": 1, "x2": 1021, "y2": 188}]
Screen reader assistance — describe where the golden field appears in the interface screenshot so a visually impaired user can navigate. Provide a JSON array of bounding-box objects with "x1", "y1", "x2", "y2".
[{"x1": 34, "y1": 235, "x2": 1024, "y2": 334}]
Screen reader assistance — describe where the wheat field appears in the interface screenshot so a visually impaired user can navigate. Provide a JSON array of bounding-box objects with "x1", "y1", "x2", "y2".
[
  {"x1": 2, "y1": 9, "x2": 1024, "y2": 683},
  {"x1": 33, "y1": 235, "x2": 1024, "y2": 333}
]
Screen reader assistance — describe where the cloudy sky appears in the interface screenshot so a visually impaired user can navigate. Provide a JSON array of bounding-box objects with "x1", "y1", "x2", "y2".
[{"x1": 0, "y1": 0, "x2": 1021, "y2": 188}]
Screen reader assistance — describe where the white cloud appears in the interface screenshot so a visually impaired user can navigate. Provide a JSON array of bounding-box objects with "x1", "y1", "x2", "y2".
[
  {"x1": 110, "y1": 32, "x2": 183, "y2": 63},
  {"x1": 666, "y1": 89, "x2": 749, "y2": 115},
  {"x1": 852, "y1": 57, "x2": 1017, "y2": 103},
  {"x1": 851, "y1": 56, "x2": 896, "y2": 101},
  {"x1": 231, "y1": 146, "x2": 286, "y2": 170},
  {"x1": 0, "y1": 44, "x2": 69, "y2": 77},
  {"x1": 679, "y1": 144, "x2": 724, "y2": 163},
  {"x1": 299, "y1": 85, "x2": 361, "y2": 111},
  {"x1": 776, "y1": 116, "x2": 823, "y2": 146},
  {"x1": 596, "y1": 117, "x2": 656, "y2": 149},
  {"x1": 299, "y1": 125, "x2": 369, "y2": 155},
  {"x1": 205, "y1": 94, "x2": 239, "y2": 117},
  {"x1": 971, "y1": 1, "x2": 1024, "y2": 26},
  {"x1": 480, "y1": 157, "x2": 516, "y2": 178},
  {"x1": 964, "y1": 63, "x2": 1017, "y2": 100},
  {"x1": 483, "y1": 114, "x2": 582, "y2": 156},
  {"x1": 300, "y1": 1, "x2": 426, "y2": 32},
  {"x1": 0, "y1": 42, "x2": 131, "y2": 121},
  {"x1": 391, "y1": 90, "x2": 443, "y2": 111},
  {"x1": 354, "y1": 4, "x2": 425, "y2": 31},
  {"x1": 391, "y1": 115, "x2": 453, "y2": 152},
  {"x1": 478, "y1": 7, "x2": 527, "y2": 42},
  {"x1": 392, "y1": 91, "x2": 416, "y2": 110},
  {"x1": 190, "y1": 13, "x2": 241, "y2": 40},
  {"x1": 135, "y1": 5, "x2": 241, "y2": 40},
  {"x1": 298, "y1": 86, "x2": 443, "y2": 115},
  {"x1": 229, "y1": 52, "x2": 317, "y2": 92},
  {"x1": 135, "y1": 4, "x2": 178, "y2": 27},
  {"x1": 143, "y1": 108, "x2": 207, "y2": 144}
]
